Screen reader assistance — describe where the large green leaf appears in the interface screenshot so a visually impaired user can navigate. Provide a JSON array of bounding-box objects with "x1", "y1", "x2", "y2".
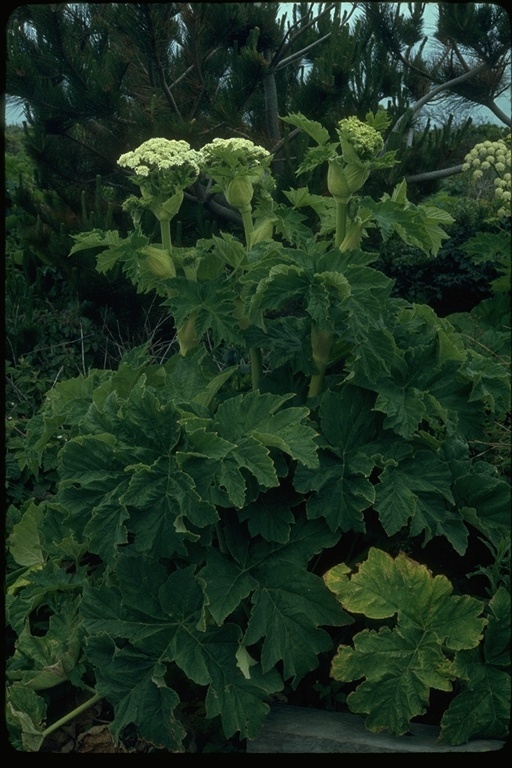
[
  {"x1": 374, "y1": 448, "x2": 468, "y2": 551},
  {"x1": 6, "y1": 558, "x2": 86, "y2": 637},
  {"x1": 325, "y1": 549, "x2": 487, "y2": 737},
  {"x1": 326, "y1": 548, "x2": 485, "y2": 643},
  {"x1": 121, "y1": 456, "x2": 216, "y2": 553},
  {"x1": 163, "y1": 276, "x2": 241, "y2": 347},
  {"x1": 56, "y1": 435, "x2": 131, "y2": 562},
  {"x1": 294, "y1": 387, "x2": 379, "y2": 533},
  {"x1": 176, "y1": 391, "x2": 318, "y2": 507},
  {"x1": 238, "y1": 491, "x2": 297, "y2": 544},
  {"x1": 364, "y1": 196, "x2": 453, "y2": 256},
  {"x1": 214, "y1": 391, "x2": 319, "y2": 469},
  {"x1": 22, "y1": 371, "x2": 110, "y2": 474},
  {"x1": 199, "y1": 515, "x2": 351, "y2": 683},
  {"x1": 84, "y1": 634, "x2": 186, "y2": 751},
  {"x1": 7, "y1": 598, "x2": 82, "y2": 691},
  {"x1": 280, "y1": 112, "x2": 331, "y2": 146},
  {"x1": 244, "y1": 562, "x2": 350, "y2": 684},
  {"x1": 453, "y1": 462, "x2": 511, "y2": 546},
  {"x1": 438, "y1": 664, "x2": 510, "y2": 744},
  {"x1": 7, "y1": 684, "x2": 47, "y2": 752},
  {"x1": 82, "y1": 564, "x2": 283, "y2": 741},
  {"x1": 440, "y1": 591, "x2": 511, "y2": 745},
  {"x1": 8, "y1": 501, "x2": 45, "y2": 568},
  {"x1": 332, "y1": 626, "x2": 455, "y2": 734},
  {"x1": 198, "y1": 549, "x2": 258, "y2": 626}
]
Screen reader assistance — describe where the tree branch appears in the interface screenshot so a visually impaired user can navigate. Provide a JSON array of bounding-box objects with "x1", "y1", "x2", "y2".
[
  {"x1": 271, "y1": 2, "x2": 336, "y2": 68},
  {"x1": 405, "y1": 164, "x2": 463, "y2": 183},
  {"x1": 186, "y1": 182, "x2": 242, "y2": 225},
  {"x1": 482, "y1": 100, "x2": 512, "y2": 128},
  {"x1": 386, "y1": 61, "x2": 490, "y2": 146},
  {"x1": 274, "y1": 33, "x2": 332, "y2": 72}
]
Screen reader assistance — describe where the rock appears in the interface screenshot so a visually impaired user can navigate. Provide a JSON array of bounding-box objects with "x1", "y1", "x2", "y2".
[{"x1": 246, "y1": 705, "x2": 507, "y2": 753}]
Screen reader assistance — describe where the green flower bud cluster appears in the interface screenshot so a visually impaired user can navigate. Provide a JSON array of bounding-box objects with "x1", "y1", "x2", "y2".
[
  {"x1": 461, "y1": 136, "x2": 511, "y2": 217},
  {"x1": 337, "y1": 116, "x2": 384, "y2": 161},
  {"x1": 327, "y1": 117, "x2": 389, "y2": 204}
]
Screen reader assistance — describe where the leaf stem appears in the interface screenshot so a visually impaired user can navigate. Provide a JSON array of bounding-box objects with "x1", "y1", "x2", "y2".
[
  {"x1": 250, "y1": 347, "x2": 263, "y2": 391},
  {"x1": 41, "y1": 692, "x2": 103, "y2": 740},
  {"x1": 308, "y1": 324, "x2": 334, "y2": 398},
  {"x1": 160, "y1": 218, "x2": 172, "y2": 254},
  {"x1": 239, "y1": 205, "x2": 262, "y2": 391},
  {"x1": 240, "y1": 207, "x2": 254, "y2": 246},
  {"x1": 335, "y1": 199, "x2": 347, "y2": 249}
]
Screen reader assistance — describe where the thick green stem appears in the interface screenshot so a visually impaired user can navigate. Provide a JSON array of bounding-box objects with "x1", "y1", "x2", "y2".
[
  {"x1": 334, "y1": 198, "x2": 347, "y2": 249},
  {"x1": 216, "y1": 521, "x2": 227, "y2": 555},
  {"x1": 41, "y1": 692, "x2": 103, "y2": 739},
  {"x1": 250, "y1": 347, "x2": 263, "y2": 391},
  {"x1": 239, "y1": 205, "x2": 262, "y2": 390},
  {"x1": 160, "y1": 217, "x2": 172, "y2": 254},
  {"x1": 308, "y1": 325, "x2": 335, "y2": 398},
  {"x1": 240, "y1": 207, "x2": 254, "y2": 248}
]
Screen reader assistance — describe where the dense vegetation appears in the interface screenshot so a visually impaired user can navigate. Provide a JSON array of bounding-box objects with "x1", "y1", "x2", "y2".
[{"x1": 5, "y1": 2, "x2": 511, "y2": 754}]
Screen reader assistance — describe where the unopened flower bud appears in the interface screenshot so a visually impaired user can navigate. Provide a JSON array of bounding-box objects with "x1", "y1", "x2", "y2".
[
  {"x1": 327, "y1": 159, "x2": 369, "y2": 202},
  {"x1": 177, "y1": 313, "x2": 199, "y2": 356},
  {"x1": 141, "y1": 246, "x2": 176, "y2": 278},
  {"x1": 225, "y1": 176, "x2": 254, "y2": 210}
]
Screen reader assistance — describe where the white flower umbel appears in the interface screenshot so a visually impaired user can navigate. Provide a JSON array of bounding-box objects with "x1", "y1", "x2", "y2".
[
  {"x1": 199, "y1": 138, "x2": 273, "y2": 239},
  {"x1": 118, "y1": 138, "x2": 201, "y2": 258},
  {"x1": 461, "y1": 135, "x2": 511, "y2": 218},
  {"x1": 199, "y1": 138, "x2": 273, "y2": 389}
]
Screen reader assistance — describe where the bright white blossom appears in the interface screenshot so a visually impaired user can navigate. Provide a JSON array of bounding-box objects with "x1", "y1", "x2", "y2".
[
  {"x1": 118, "y1": 138, "x2": 201, "y2": 194},
  {"x1": 118, "y1": 138, "x2": 202, "y2": 223}
]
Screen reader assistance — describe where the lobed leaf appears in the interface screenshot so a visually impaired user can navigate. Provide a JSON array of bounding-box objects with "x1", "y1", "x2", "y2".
[{"x1": 325, "y1": 549, "x2": 488, "y2": 736}]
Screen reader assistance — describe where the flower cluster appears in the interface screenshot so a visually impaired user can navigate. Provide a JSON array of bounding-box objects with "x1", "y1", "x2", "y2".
[
  {"x1": 118, "y1": 138, "x2": 202, "y2": 224},
  {"x1": 118, "y1": 138, "x2": 201, "y2": 196},
  {"x1": 199, "y1": 138, "x2": 273, "y2": 211},
  {"x1": 337, "y1": 116, "x2": 384, "y2": 160},
  {"x1": 461, "y1": 136, "x2": 511, "y2": 217},
  {"x1": 199, "y1": 138, "x2": 271, "y2": 178}
]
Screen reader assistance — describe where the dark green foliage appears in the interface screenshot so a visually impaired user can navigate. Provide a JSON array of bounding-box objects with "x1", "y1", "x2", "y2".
[{"x1": 6, "y1": 111, "x2": 510, "y2": 750}]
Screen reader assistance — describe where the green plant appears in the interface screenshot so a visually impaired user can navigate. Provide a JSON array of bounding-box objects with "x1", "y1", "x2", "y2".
[
  {"x1": 324, "y1": 548, "x2": 510, "y2": 745},
  {"x1": 6, "y1": 112, "x2": 510, "y2": 751}
]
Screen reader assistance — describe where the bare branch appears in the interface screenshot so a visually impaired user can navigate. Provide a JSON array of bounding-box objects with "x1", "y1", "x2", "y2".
[
  {"x1": 186, "y1": 182, "x2": 242, "y2": 226},
  {"x1": 274, "y1": 33, "x2": 332, "y2": 72},
  {"x1": 482, "y1": 100, "x2": 512, "y2": 128},
  {"x1": 271, "y1": 2, "x2": 336, "y2": 67},
  {"x1": 387, "y1": 61, "x2": 489, "y2": 145},
  {"x1": 405, "y1": 164, "x2": 463, "y2": 183}
]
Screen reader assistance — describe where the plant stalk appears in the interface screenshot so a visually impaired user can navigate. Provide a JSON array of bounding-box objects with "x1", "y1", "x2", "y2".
[
  {"x1": 240, "y1": 205, "x2": 262, "y2": 391},
  {"x1": 308, "y1": 324, "x2": 335, "y2": 398},
  {"x1": 335, "y1": 199, "x2": 347, "y2": 249},
  {"x1": 160, "y1": 217, "x2": 172, "y2": 253},
  {"x1": 250, "y1": 347, "x2": 263, "y2": 391},
  {"x1": 41, "y1": 692, "x2": 103, "y2": 740},
  {"x1": 240, "y1": 206, "x2": 254, "y2": 247}
]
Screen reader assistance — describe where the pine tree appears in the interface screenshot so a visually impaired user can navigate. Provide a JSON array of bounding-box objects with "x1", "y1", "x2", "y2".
[{"x1": 6, "y1": 3, "x2": 510, "y2": 245}]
